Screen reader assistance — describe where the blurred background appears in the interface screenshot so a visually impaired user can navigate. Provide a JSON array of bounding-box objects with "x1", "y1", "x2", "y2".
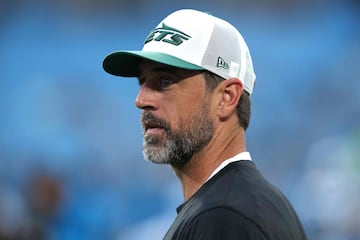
[{"x1": 1, "y1": 0, "x2": 359, "y2": 239}]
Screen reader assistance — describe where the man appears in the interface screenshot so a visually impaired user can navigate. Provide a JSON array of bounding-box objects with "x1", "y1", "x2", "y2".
[{"x1": 103, "y1": 9, "x2": 307, "y2": 240}]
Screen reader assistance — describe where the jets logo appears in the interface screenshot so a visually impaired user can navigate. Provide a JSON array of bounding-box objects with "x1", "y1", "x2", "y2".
[{"x1": 144, "y1": 23, "x2": 191, "y2": 46}]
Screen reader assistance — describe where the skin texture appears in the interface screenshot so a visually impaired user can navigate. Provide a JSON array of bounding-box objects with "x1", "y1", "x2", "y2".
[{"x1": 136, "y1": 60, "x2": 247, "y2": 200}]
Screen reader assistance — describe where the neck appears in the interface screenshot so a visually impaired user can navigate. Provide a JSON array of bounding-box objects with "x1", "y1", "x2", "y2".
[{"x1": 172, "y1": 126, "x2": 246, "y2": 201}]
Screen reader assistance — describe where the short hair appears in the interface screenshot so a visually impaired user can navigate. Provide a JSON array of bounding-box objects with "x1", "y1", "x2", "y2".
[{"x1": 202, "y1": 71, "x2": 251, "y2": 130}]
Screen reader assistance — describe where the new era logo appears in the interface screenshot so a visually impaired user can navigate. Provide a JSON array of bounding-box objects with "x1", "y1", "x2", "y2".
[{"x1": 217, "y1": 57, "x2": 229, "y2": 69}]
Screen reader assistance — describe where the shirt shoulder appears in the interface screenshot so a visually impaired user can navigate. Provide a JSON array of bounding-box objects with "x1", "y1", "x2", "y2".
[
  {"x1": 164, "y1": 161, "x2": 307, "y2": 240},
  {"x1": 181, "y1": 207, "x2": 267, "y2": 240}
]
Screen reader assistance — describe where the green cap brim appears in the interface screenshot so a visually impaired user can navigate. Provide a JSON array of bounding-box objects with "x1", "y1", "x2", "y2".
[{"x1": 103, "y1": 51, "x2": 204, "y2": 77}]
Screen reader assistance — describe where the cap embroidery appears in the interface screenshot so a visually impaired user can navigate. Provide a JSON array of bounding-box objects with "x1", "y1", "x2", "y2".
[
  {"x1": 144, "y1": 23, "x2": 191, "y2": 46},
  {"x1": 217, "y1": 57, "x2": 229, "y2": 69}
]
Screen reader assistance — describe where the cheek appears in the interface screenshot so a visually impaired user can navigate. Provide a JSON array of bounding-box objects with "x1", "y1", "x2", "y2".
[
  {"x1": 164, "y1": 100, "x2": 198, "y2": 130},
  {"x1": 164, "y1": 85, "x2": 208, "y2": 127},
  {"x1": 180, "y1": 100, "x2": 210, "y2": 127}
]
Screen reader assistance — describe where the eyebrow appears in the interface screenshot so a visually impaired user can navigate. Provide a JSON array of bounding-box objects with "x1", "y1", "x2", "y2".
[
  {"x1": 138, "y1": 66, "x2": 174, "y2": 83},
  {"x1": 139, "y1": 65, "x2": 203, "y2": 80},
  {"x1": 139, "y1": 65, "x2": 176, "y2": 76}
]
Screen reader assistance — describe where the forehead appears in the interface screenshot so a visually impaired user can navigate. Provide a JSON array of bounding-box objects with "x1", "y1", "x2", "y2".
[{"x1": 138, "y1": 60, "x2": 202, "y2": 79}]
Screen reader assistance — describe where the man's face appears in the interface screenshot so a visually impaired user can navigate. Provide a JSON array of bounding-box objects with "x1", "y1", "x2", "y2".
[{"x1": 136, "y1": 61, "x2": 214, "y2": 167}]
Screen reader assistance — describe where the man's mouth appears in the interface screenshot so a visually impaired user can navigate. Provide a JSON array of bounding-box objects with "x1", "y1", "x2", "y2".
[
  {"x1": 144, "y1": 121, "x2": 165, "y2": 134},
  {"x1": 141, "y1": 112, "x2": 169, "y2": 136}
]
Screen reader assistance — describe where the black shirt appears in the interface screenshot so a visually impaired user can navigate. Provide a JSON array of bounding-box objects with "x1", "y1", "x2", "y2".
[{"x1": 163, "y1": 161, "x2": 307, "y2": 240}]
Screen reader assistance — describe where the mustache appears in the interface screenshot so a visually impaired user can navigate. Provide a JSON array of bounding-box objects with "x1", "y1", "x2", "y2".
[{"x1": 141, "y1": 111, "x2": 170, "y2": 131}]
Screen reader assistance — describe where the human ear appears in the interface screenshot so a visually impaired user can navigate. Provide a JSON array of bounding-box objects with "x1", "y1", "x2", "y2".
[{"x1": 216, "y1": 78, "x2": 243, "y2": 120}]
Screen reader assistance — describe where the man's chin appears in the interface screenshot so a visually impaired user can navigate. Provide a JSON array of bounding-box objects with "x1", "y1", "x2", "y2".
[
  {"x1": 143, "y1": 145, "x2": 170, "y2": 165},
  {"x1": 144, "y1": 156, "x2": 171, "y2": 165}
]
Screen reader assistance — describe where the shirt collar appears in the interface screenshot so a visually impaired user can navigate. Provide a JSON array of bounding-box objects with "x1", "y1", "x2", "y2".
[{"x1": 206, "y1": 152, "x2": 252, "y2": 181}]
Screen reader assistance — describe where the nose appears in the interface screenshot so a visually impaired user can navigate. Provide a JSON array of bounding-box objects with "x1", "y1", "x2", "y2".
[{"x1": 135, "y1": 84, "x2": 157, "y2": 110}]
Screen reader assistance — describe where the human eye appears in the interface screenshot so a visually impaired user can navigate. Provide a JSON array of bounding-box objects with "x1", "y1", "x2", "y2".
[
  {"x1": 158, "y1": 74, "x2": 177, "y2": 89},
  {"x1": 160, "y1": 77, "x2": 174, "y2": 87}
]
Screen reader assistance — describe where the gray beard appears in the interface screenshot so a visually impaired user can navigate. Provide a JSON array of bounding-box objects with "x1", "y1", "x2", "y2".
[{"x1": 141, "y1": 103, "x2": 213, "y2": 167}]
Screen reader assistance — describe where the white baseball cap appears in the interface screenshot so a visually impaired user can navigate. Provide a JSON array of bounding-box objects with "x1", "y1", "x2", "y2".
[{"x1": 103, "y1": 9, "x2": 256, "y2": 94}]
